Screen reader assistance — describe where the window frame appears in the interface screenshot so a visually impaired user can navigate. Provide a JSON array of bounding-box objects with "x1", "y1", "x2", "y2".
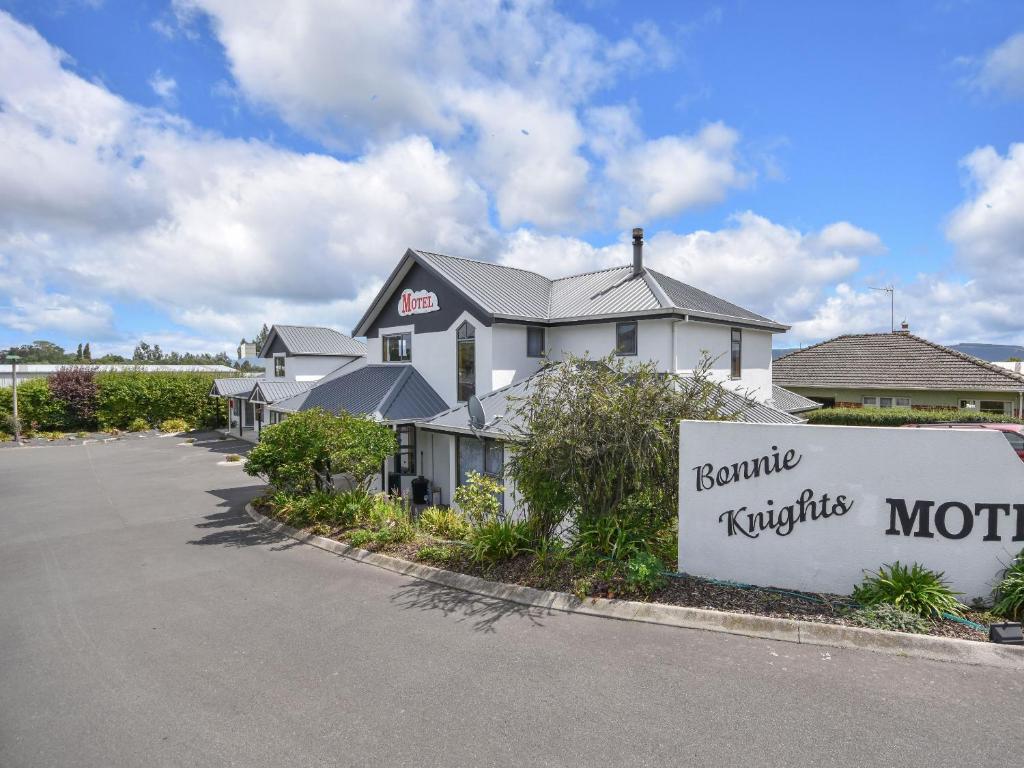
[
  {"x1": 456, "y1": 321, "x2": 476, "y2": 403},
  {"x1": 382, "y1": 332, "x2": 412, "y2": 362},
  {"x1": 730, "y1": 328, "x2": 742, "y2": 379},
  {"x1": 394, "y1": 424, "x2": 416, "y2": 476},
  {"x1": 615, "y1": 321, "x2": 638, "y2": 357},
  {"x1": 273, "y1": 354, "x2": 286, "y2": 377},
  {"x1": 526, "y1": 326, "x2": 546, "y2": 358}
]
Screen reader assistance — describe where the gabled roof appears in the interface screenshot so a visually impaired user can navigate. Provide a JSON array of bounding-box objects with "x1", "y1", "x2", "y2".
[
  {"x1": 270, "y1": 364, "x2": 448, "y2": 422},
  {"x1": 768, "y1": 385, "x2": 822, "y2": 414},
  {"x1": 249, "y1": 380, "x2": 313, "y2": 405},
  {"x1": 259, "y1": 325, "x2": 367, "y2": 358},
  {"x1": 352, "y1": 249, "x2": 788, "y2": 336},
  {"x1": 209, "y1": 377, "x2": 258, "y2": 397},
  {"x1": 773, "y1": 333, "x2": 1024, "y2": 392},
  {"x1": 422, "y1": 365, "x2": 800, "y2": 440}
]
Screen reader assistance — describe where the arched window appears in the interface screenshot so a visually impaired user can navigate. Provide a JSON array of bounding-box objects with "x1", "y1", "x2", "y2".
[{"x1": 456, "y1": 321, "x2": 475, "y2": 402}]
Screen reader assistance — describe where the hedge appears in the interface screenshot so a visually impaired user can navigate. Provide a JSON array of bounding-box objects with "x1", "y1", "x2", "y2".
[
  {"x1": 806, "y1": 407, "x2": 1019, "y2": 427},
  {"x1": 0, "y1": 371, "x2": 230, "y2": 431}
]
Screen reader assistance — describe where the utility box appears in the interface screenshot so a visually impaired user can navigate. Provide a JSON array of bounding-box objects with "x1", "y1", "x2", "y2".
[{"x1": 989, "y1": 622, "x2": 1024, "y2": 645}]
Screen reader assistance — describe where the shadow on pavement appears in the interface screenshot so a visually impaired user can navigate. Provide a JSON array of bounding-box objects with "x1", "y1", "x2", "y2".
[
  {"x1": 389, "y1": 581, "x2": 550, "y2": 634},
  {"x1": 186, "y1": 431, "x2": 255, "y2": 457},
  {"x1": 188, "y1": 486, "x2": 300, "y2": 551}
]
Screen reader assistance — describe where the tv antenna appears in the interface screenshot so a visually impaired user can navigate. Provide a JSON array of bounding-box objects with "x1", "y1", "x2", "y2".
[{"x1": 869, "y1": 285, "x2": 895, "y2": 333}]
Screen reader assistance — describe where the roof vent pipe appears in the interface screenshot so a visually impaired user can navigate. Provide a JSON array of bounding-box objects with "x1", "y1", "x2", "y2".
[
  {"x1": 900, "y1": 320, "x2": 909, "y2": 333},
  {"x1": 632, "y1": 227, "x2": 644, "y2": 276}
]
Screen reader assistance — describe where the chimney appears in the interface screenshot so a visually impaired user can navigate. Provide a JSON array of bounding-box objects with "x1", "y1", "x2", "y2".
[
  {"x1": 632, "y1": 227, "x2": 644, "y2": 276},
  {"x1": 899, "y1": 320, "x2": 909, "y2": 334}
]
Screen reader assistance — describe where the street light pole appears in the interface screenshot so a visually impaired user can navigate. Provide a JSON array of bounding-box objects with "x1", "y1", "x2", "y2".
[{"x1": 5, "y1": 354, "x2": 22, "y2": 442}]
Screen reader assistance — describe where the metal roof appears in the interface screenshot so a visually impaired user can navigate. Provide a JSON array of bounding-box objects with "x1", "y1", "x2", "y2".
[
  {"x1": 422, "y1": 365, "x2": 801, "y2": 440},
  {"x1": 209, "y1": 378, "x2": 258, "y2": 397},
  {"x1": 250, "y1": 380, "x2": 313, "y2": 404},
  {"x1": 773, "y1": 333, "x2": 1024, "y2": 392},
  {"x1": 354, "y1": 249, "x2": 788, "y2": 335},
  {"x1": 270, "y1": 365, "x2": 448, "y2": 422},
  {"x1": 259, "y1": 325, "x2": 367, "y2": 358},
  {"x1": 12, "y1": 363, "x2": 236, "y2": 373},
  {"x1": 768, "y1": 385, "x2": 822, "y2": 414}
]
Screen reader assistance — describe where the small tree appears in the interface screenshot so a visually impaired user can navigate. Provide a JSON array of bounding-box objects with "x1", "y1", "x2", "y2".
[
  {"x1": 48, "y1": 366, "x2": 99, "y2": 428},
  {"x1": 82, "y1": 343, "x2": 91, "y2": 360},
  {"x1": 244, "y1": 408, "x2": 397, "y2": 494},
  {"x1": 506, "y1": 353, "x2": 734, "y2": 538},
  {"x1": 453, "y1": 471, "x2": 505, "y2": 526}
]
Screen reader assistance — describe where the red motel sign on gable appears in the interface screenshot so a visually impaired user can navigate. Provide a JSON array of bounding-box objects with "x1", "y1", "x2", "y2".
[{"x1": 398, "y1": 289, "x2": 440, "y2": 316}]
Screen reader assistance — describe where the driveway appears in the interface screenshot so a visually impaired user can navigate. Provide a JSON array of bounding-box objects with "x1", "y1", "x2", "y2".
[{"x1": 1, "y1": 434, "x2": 1021, "y2": 767}]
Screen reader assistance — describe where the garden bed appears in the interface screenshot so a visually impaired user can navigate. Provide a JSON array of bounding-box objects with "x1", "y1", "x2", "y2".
[{"x1": 251, "y1": 496, "x2": 996, "y2": 643}]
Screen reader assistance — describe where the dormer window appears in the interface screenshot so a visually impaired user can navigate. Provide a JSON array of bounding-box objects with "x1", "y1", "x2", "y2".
[
  {"x1": 456, "y1": 321, "x2": 475, "y2": 402},
  {"x1": 273, "y1": 354, "x2": 286, "y2": 377}
]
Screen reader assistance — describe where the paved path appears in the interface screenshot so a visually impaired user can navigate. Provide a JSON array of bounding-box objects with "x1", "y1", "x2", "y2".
[{"x1": 1, "y1": 434, "x2": 1021, "y2": 767}]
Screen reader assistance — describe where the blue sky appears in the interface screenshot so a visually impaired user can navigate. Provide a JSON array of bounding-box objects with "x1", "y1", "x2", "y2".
[{"x1": 0, "y1": 0, "x2": 1022, "y2": 356}]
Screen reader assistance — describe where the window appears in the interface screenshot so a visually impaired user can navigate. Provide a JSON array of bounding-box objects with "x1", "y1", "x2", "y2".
[
  {"x1": 383, "y1": 332, "x2": 411, "y2": 362},
  {"x1": 730, "y1": 328, "x2": 742, "y2": 378},
  {"x1": 615, "y1": 321, "x2": 637, "y2": 356},
  {"x1": 862, "y1": 397, "x2": 877, "y2": 407},
  {"x1": 864, "y1": 396, "x2": 912, "y2": 409},
  {"x1": 894, "y1": 397, "x2": 912, "y2": 408},
  {"x1": 456, "y1": 321, "x2": 475, "y2": 402},
  {"x1": 961, "y1": 399, "x2": 1009, "y2": 414},
  {"x1": 457, "y1": 436, "x2": 503, "y2": 485},
  {"x1": 394, "y1": 424, "x2": 416, "y2": 475},
  {"x1": 269, "y1": 411, "x2": 286, "y2": 425},
  {"x1": 527, "y1": 326, "x2": 545, "y2": 358},
  {"x1": 273, "y1": 354, "x2": 285, "y2": 377}
]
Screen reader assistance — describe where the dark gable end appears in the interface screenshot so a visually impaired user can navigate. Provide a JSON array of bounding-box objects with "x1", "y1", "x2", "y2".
[{"x1": 362, "y1": 261, "x2": 492, "y2": 338}]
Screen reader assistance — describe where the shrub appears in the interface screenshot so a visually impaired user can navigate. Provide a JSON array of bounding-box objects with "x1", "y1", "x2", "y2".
[
  {"x1": 40, "y1": 431, "x2": 66, "y2": 441},
  {"x1": 335, "y1": 489, "x2": 375, "y2": 526},
  {"x1": 365, "y1": 495, "x2": 414, "y2": 543},
  {"x1": 245, "y1": 408, "x2": 397, "y2": 494},
  {"x1": 225, "y1": 454, "x2": 242, "y2": 462},
  {"x1": 853, "y1": 562, "x2": 964, "y2": 618},
  {"x1": 0, "y1": 431, "x2": 10, "y2": 442},
  {"x1": 416, "y1": 543, "x2": 460, "y2": 564},
  {"x1": 573, "y1": 514, "x2": 651, "y2": 562},
  {"x1": 848, "y1": 603, "x2": 931, "y2": 634},
  {"x1": 624, "y1": 551, "x2": 667, "y2": 596},
  {"x1": 993, "y1": 549, "x2": 1024, "y2": 620},
  {"x1": 418, "y1": 506, "x2": 471, "y2": 540},
  {"x1": 347, "y1": 529, "x2": 375, "y2": 548},
  {"x1": 160, "y1": 418, "x2": 189, "y2": 433},
  {"x1": 128, "y1": 417, "x2": 150, "y2": 432},
  {"x1": 95, "y1": 371, "x2": 226, "y2": 430},
  {"x1": 76, "y1": 431, "x2": 89, "y2": 438},
  {"x1": 506, "y1": 352, "x2": 733, "y2": 538},
  {"x1": 807, "y1": 407, "x2": 1017, "y2": 427},
  {"x1": 0, "y1": 379, "x2": 65, "y2": 431},
  {"x1": 48, "y1": 367, "x2": 98, "y2": 427},
  {"x1": 469, "y1": 518, "x2": 530, "y2": 563},
  {"x1": 453, "y1": 471, "x2": 505, "y2": 527},
  {"x1": 271, "y1": 490, "x2": 347, "y2": 528}
]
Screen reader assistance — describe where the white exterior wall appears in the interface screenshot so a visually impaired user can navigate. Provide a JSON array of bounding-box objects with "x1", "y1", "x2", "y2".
[
  {"x1": 490, "y1": 323, "x2": 544, "y2": 390},
  {"x1": 674, "y1": 321, "x2": 773, "y2": 401},
  {"x1": 547, "y1": 318, "x2": 674, "y2": 367},
  {"x1": 265, "y1": 354, "x2": 356, "y2": 382}
]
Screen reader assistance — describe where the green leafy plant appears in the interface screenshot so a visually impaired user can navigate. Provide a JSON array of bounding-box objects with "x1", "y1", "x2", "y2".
[
  {"x1": 453, "y1": 471, "x2": 505, "y2": 527},
  {"x1": 128, "y1": 417, "x2": 150, "y2": 432},
  {"x1": 469, "y1": 518, "x2": 530, "y2": 563},
  {"x1": 40, "y1": 430, "x2": 66, "y2": 441},
  {"x1": 847, "y1": 603, "x2": 931, "y2": 634},
  {"x1": 993, "y1": 549, "x2": 1024, "y2": 620},
  {"x1": 347, "y1": 529, "x2": 374, "y2": 548},
  {"x1": 415, "y1": 544, "x2": 460, "y2": 565},
  {"x1": 76, "y1": 431, "x2": 89, "y2": 438},
  {"x1": 853, "y1": 562, "x2": 964, "y2": 618},
  {"x1": 807, "y1": 407, "x2": 1017, "y2": 427},
  {"x1": 160, "y1": 417, "x2": 189, "y2": 433},
  {"x1": 418, "y1": 506, "x2": 471, "y2": 540},
  {"x1": 572, "y1": 514, "x2": 655, "y2": 562},
  {"x1": 225, "y1": 454, "x2": 242, "y2": 462},
  {"x1": 245, "y1": 408, "x2": 397, "y2": 494},
  {"x1": 572, "y1": 575, "x2": 595, "y2": 600},
  {"x1": 624, "y1": 551, "x2": 667, "y2": 596},
  {"x1": 0, "y1": 431, "x2": 10, "y2": 442}
]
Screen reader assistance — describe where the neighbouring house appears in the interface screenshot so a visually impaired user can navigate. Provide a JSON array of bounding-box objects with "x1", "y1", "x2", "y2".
[
  {"x1": 0, "y1": 363, "x2": 236, "y2": 388},
  {"x1": 210, "y1": 324, "x2": 366, "y2": 440},
  {"x1": 268, "y1": 229, "x2": 799, "y2": 507},
  {"x1": 773, "y1": 330, "x2": 1024, "y2": 416}
]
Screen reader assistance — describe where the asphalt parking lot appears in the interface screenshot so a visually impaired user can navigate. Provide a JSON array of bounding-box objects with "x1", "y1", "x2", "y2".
[{"x1": 1, "y1": 433, "x2": 1022, "y2": 768}]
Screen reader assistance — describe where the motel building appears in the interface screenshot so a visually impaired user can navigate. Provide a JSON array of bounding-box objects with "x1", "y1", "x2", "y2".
[
  {"x1": 209, "y1": 324, "x2": 366, "y2": 441},
  {"x1": 264, "y1": 229, "x2": 812, "y2": 511}
]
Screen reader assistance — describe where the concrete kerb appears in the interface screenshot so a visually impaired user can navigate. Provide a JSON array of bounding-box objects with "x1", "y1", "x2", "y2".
[{"x1": 244, "y1": 503, "x2": 1024, "y2": 670}]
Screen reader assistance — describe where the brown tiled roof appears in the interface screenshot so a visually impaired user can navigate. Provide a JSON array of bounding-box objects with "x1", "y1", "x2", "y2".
[{"x1": 773, "y1": 333, "x2": 1024, "y2": 392}]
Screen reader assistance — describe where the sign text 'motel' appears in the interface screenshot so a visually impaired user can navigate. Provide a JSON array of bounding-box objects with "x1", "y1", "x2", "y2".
[
  {"x1": 398, "y1": 288, "x2": 439, "y2": 317},
  {"x1": 693, "y1": 445, "x2": 1024, "y2": 543}
]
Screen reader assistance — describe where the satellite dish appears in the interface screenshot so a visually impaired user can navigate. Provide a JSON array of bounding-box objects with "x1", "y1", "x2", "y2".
[{"x1": 467, "y1": 395, "x2": 486, "y2": 430}]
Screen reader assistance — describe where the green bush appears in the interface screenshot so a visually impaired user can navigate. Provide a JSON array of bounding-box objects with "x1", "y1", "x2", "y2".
[
  {"x1": 453, "y1": 471, "x2": 505, "y2": 527},
  {"x1": 128, "y1": 417, "x2": 150, "y2": 432},
  {"x1": 95, "y1": 371, "x2": 226, "y2": 430},
  {"x1": 225, "y1": 454, "x2": 242, "y2": 462},
  {"x1": 245, "y1": 408, "x2": 396, "y2": 494},
  {"x1": 469, "y1": 518, "x2": 530, "y2": 563},
  {"x1": 418, "y1": 506, "x2": 471, "y2": 540},
  {"x1": 40, "y1": 430, "x2": 66, "y2": 441},
  {"x1": 573, "y1": 514, "x2": 651, "y2": 562},
  {"x1": 347, "y1": 529, "x2": 374, "y2": 548},
  {"x1": 415, "y1": 543, "x2": 460, "y2": 565},
  {"x1": 848, "y1": 603, "x2": 931, "y2": 634},
  {"x1": 160, "y1": 417, "x2": 189, "y2": 433},
  {"x1": 853, "y1": 562, "x2": 964, "y2": 618},
  {"x1": 624, "y1": 551, "x2": 667, "y2": 596},
  {"x1": 0, "y1": 378, "x2": 66, "y2": 431},
  {"x1": 993, "y1": 549, "x2": 1024, "y2": 620},
  {"x1": 807, "y1": 407, "x2": 1017, "y2": 427},
  {"x1": 0, "y1": 431, "x2": 10, "y2": 442}
]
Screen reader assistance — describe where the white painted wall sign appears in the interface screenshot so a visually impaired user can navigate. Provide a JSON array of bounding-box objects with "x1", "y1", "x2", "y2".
[
  {"x1": 678, "y1": 420, "x2": 1024, "y2": 602},
  {"x1": 397, "y1": 288, "x2": 439, "y2": 316}
]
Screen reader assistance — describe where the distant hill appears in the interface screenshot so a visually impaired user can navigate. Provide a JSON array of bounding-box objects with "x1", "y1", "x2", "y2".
[
  {"x1": 773, "y1": 342, "x2": 1024, "y2": 363},
  {"x1": 947, "y1": 343, "x2": 1024, "y2": 362}
]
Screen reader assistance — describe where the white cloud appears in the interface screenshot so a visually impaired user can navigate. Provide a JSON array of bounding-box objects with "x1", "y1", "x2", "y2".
[
  {"x1": 962, "y1": 31, "x2": 1024, "y2": 98},
  {"x1": 148, "y1": 70, "x2": 177, "y2": 103}
]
